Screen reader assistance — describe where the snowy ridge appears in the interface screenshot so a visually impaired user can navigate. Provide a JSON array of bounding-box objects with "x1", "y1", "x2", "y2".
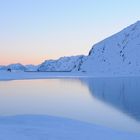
[
  {"x1": 0, "y1": 65, "x2": 6, "y2": 71},
  {"x1": 80, "y1": 21, "x2": 140, "y2": 75},
  {"x1": 38, "y1": 55, "x2": 85, "y2": 72},
  {"x1": 0, "y1": 56, "x2": 85, "y2": 72},
  {"x1": 0, "y1": 64, "x2": 39, "y2": 72},
  {"x1": 3, "y1": 63, "x2": 26, "y2": 72},
  {"x1": 25, "y1": 64, "x2": 40, "y2": 72}
]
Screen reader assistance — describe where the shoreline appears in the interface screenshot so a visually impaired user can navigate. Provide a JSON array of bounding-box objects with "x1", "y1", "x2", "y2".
[{"x1": 0, "y1": 71, "x2": 140, "y2": 81}]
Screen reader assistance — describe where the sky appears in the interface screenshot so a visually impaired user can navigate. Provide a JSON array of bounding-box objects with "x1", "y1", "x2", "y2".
[{"x1": 0, "y1": 0, "x2": 140, "y2": 65}]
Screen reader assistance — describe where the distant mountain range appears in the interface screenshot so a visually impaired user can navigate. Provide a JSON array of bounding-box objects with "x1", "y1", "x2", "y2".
[
  {"x1": 0, "y1": 56, "x2": 85, "y2": 72},
  {"x1": 0, "y1": 64, "x2": 40, "y2": 72},
  {"x1": 38, "y1": 55, "x2": 85, "y2": 72},
  {"x1": 1, "y1": 21, "x2": 140, "y2": 75}
]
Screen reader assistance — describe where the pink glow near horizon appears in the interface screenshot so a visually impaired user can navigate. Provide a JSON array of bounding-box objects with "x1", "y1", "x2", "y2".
[{"x1": 0, "y1": 0, "x2": 140, "y2": 65}]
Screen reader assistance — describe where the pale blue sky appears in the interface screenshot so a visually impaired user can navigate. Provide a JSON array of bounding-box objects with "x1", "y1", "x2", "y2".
[{"x1": 0, "y1": 0, "x2": 140, "y2": 64}]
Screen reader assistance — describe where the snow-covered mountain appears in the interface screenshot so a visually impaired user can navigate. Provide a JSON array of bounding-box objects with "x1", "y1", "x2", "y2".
[
  {"x1": 0, "y1": 64, "x2": 40, "y2": 72},
  {"x1": 0, "y1": 65, "x2": 7, "y2": 71},
  {"x1": 38, "y1": 55, "x2": 85, "y2": 72},
  {"x1": 25, "y1": 64, "x2": 40, "y2": 72},
  {"x1": 80, "y1": 21, "x2": 140, "y2": 75},
  {"x1": 5, "y1": 63, "x2": 26, "y2": 72}
]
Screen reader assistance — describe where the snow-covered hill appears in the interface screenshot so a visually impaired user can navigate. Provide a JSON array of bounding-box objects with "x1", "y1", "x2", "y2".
[
  {"x1": 5, "y1": 63, "x2": 26, "y2": 72},
  {"x1": 0, "y1": 65, "x2": 7, "y2": 71},
  {"x1": 25, "y1": 64, "x2": 40, "y2": 72},
  {"x1": 80, "y1": 21, "x2": 140, "y2": 75},
  {"x1": 38, "y1": 55, "x2": 85, "y2": 72}
]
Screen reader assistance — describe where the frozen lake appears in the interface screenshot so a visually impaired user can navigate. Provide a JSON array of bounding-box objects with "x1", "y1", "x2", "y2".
[{"x1": 0, "y1": 77, "x2": 140, "y2": 133}]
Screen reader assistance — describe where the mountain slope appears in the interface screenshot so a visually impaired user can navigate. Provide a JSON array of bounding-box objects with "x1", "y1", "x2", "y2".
[
  {"x1": 80, "y1": 21, "x2": 140, "y2": 75},
  {"x1": 25, "y1": 65, "x2": 40, "y2": 72},
  {"x1": 6, "y1": 63, "x2": 26, "y2": 71},
  {"x1": 0, "y1": 65, "x2": 7, "y2": 71},
  {"x1": 38, "y1": 55, "x2": 85, "y2": 72}
]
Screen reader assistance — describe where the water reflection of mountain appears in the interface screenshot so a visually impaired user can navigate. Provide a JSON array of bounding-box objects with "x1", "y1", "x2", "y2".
[{"x1": 80, "y1": 77, "x2": 140, "y2": 121}]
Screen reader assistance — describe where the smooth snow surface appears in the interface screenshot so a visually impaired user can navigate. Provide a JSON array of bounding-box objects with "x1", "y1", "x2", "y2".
[
  {"x1": 0, "y1": 71, "x2": 140, "y2": 81},
  {"x1": 0, "y1": 115, "x2": 140, "y2": 140},
  {"x1": 0, "y1": 71, "x2": 87, "y2": 80}
]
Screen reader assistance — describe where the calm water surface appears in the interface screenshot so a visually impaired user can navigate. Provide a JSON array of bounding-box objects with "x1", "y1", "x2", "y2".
[{"x1": 0, "y1": 78, "x2": 140, "y2": 133}]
